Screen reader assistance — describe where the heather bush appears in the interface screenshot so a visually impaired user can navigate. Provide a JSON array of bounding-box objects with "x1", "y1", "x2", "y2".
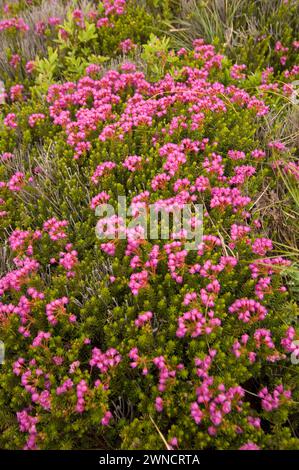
[
  {"x1": 168, "y1": 0, "x2": 299, "y2": 73},
  {"x1": 0, "y1": 0, "x2": 159, "y2": 90},
  {"x1": 0, "y1": 0, "x2": 298, "y2": 451},
  {"x1": 168, "y1": 0, "x2": 299, "y2": 276}
]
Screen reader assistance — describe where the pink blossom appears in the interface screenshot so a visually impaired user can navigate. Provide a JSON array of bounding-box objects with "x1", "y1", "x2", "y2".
[
  {"x1": 119, "y1": 38, "x2": 136, "y2": 53},
  {"x1": 46, "y1": 297, "x2": 69, "y2": 325},
  {"x1": 155, "y1": 397, "x2": 164, "y2": 412},
  {"x1": 4, "y1": 112, "x2": 17, "y2": 128},
  {"x1": 28, "y1": 113, "x2": 45, "y2": 127},
  {"x1": 251, "y1": 238, "x2": 273, "y2": 256},
  {"x1": 239, "y1": 442, "x2": 260, "y2": 450},
  {"x1": 135, "y1": 311, "x2": 153, "y2": 328},
  {"x1": 129, "y1": 270, "x2": 148, "y2": 295},
  {"x1": 229, "y1": 298, "x2": 267, "y2": 323},
  {"x1": 101, "y1": 411, "x2": 113, "y2": 425}
]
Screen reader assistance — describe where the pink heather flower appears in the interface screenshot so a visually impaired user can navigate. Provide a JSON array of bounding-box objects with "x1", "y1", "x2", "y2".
[
  {"x1": 59, "y1": 246, "x2": 78, "y2": 276},
  {"x1": 69, "y1": 361, "x2": 80, "y2": 373},
  {"x1": 283, "y1": 65, "x2": 299, "y2": 79},
  {"x1": 230, "y1": 64, "x2": 246, "y2": 80},
  {"x1": 85, "y1": 63, "x2": 102, "y2": 77},
  {"x1": 128, "y1": 347, "x2": 139, "y2": 368},
  {"x1": 0, "y1": 18, "x2": 29, "y2": 33},
  {"x1": 268, "y1": 141, "x2": 286, "y2": 152},
  {"x1": 203, "y1": 153, "x2": 224, "y2": 176},
  {"x1": 194, "y1": 176, "x2": 210, "y2": 192},
  {"x1": 10, "y1": 84, "x2": 24, "y2": 101},
  {"x1": 56, "y1": 378, "x2": 73, "y2": 395},
  {"x1": 9, "y1": 230, "x2": 40, "y2": 255},
  {"x1": 103, "y1": 0, "x2": 127, "y2": 16},
  {"x1": 281, "y1": 327, "x2": 299, "y2": 355},
  {"x1": 261, "y1": 67, "x2": 274, "y2": 83},
  {"x1": 48, "y1": 17, "x2": 61, "y2": 27},
  {"x1": 0, "y1": 256, "x2": 39, "y2": 297},
  {"x1": 144, "y1": 245, "x2": 160, "y2": 271},
  {"x1": 229, "y1": 298, "x2": 267, "y2": 323},
  {"x1": 258, "y1": 385, "x2": 292, "y2": 411},
  {"x1": 251, "y1": 238, "x2": 273, "y2": 256},
  {"x1": 69, "y1": 314, "x2": 77, "y2": 323},
  {"x1": 101, "y1": 411, "x2": 113, "y2": 426},
  {"x1": 169, "y1": 437, "x2": 178, "y2": 448},
  {"x1": 253, "y1": 328, "x2": 275, "y2": 349},
  {"x1": 74, "y1": 140, "x2": 91, "y2": 159},
  {"x1": 119, "y1": 38, "x2": 136, "y2": 53},
  {"x1": 91, "y1": 161, "x2": 116, "y2": 184},
  {"x1": 135, "y1": 311, "x2": 153, "y2": 328},
  {"x1": 123, "y1": 155, "x2": 142, "y2": 172},
  {"x1": 32, "y1": 330, "x2": 51, "y2": 347},
  {"x1": 89, "y1": 347, "x2": 121, "y2": 372},
  {"x1": 76, "y1": 379, "x2": 88, "y2": 413},
  {"x1": 90, "y1": 191, "x2": 110, "y2": 209},
  {"x1": 28, "y1": 113, "x2": 45, "y2": 127},
  {"x1": 152, "y1": 355, "x2": 180, "y2": 391},
  {"x1": 13, "y1": 357, "x2": 26, "y2": 376},
  {"x1": 46, "y1": 297, "x2": 69, "y2": 326},
  {"x1": 282, "y1": 161, "x2": 299, "y2": 181},
  {"x1": 247, "y1": 96, "x2": 269, "y2": 115},
  {"x1": 177, "y1": 48, "x2": 187, "y2": 56},
  {"x1": 227, "y1": 149, "x2": 246, "y2": 160},
  {"x1": 100, "y1": 242, "x2": 116, "y2": 256},
  {"x1": 251, "y1": 149, "x2": 266, "y2": 159},
  {"x1": 190, "y1": 402, "x2": 203, "y2": 424},
  {"x1": 35, "y1": 21, "x2": 46, "y2": 35},
  {"x1": 8, "y1": 172, "x2": 25, "y2": 191},
  {"x1": 120, "y1": 61, "x2": 136, "y2": 72},
  {"x1": 183, "y1": 292, "x2": 197, "y2": 306},
  {"x1": 129, "y1": 270, "x2": 148, "y2": 295},
  {"x1": 155, "y1": 397, "x2": 164, "y2": 412},
  {"x1": 275, "y1": 41, "x2": 289, "y2": 53},
  {"x1": 151, "y1": 173, "x2": 170, "y2": 191},
  {"x1": 176, "y1": 308, "x2": 221, "y2": 338},
  {"x1": 208, "y1": 426, "x2": 217, "y2": 436},
  {"x1": 159, "y1": 143, "x2": 186, "y2": 176},
  {"x1": 16, "y1": 409, "x2": 38, "y2": 450},
  {"x1": 249, "y1": 256, "x2": 291, "y2": 279},
  {"x1": 255, "y1": 277, "x2": 272, "y2": 300},
  {"x1": 72, "y1": 9, "x2": 85, "y2": 28},
  {"x1": 52, "y1": 356, "x2": 64, "y2": 365},
  {"x1": 210, "y1": 187, "x2": 251, "y2": 209},
  {"x1": 239, "y1": 442, "x2": 260, "y2": 450},
  {"x1": 9, "y1": 54, "x2": 21, "y2": 68},
  {"x1": 230, "y1": 165, "x2": 256, "y2": 185},
  {"x1": 96, "y1": 17, "x2": 111, "y2": 28},
  {"x1": 59, "y1": 28, "x2": 69, "y2": 40},
  {"x1": 230, "y1": 223, "x2": 251, "y2": 242},
  {"x1": 43, "y1": 217, "x2": 68, "y2": 240},
  {"x1": 173, "y1": 178, "x2": 190, "y2": 193},
  {"x1": 248, "y1": 416, "x2": 261, "y2": 429},
  {"x1": 25, "y1": 61, "x2": 35, "y2": 74},
  {"x1": 96, "y1": 215, "x2": 125, "y2": 239},
  {"x1": 1, "y1": 152, "x2": 14, "y2": 161},
  {"x1": 4, "y1": 112, "x2": 17, "y2": 128}
]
